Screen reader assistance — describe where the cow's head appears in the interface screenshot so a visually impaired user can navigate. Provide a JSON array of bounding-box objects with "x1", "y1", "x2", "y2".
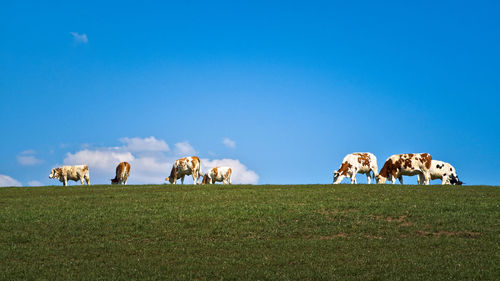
[
  {"x1": 332, "y1": 170, "x2": 339, "y2": 184},
  {"x1": 376, "y1": 174, "x2": 388, "y2": 184},
  {"x1": 449, "y1": 174, "x2": 463, "y2": 185},
  {"x1": 165, "y1": 176, "x2": 175, "y2": 184},
  {"x1": 201, "y1": 174, "x2": 209, "y2": 185},
  {"x1": 165, "y1": 165, "x2": 178, "y2": 184},
  {"x1": 110, "y1": 178, "x2": 119, "y2": 185},
  {"x1": 49, "y1": 168, "x2": 61, "y2": 179}
]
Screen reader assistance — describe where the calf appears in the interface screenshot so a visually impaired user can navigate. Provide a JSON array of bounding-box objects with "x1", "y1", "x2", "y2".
[
  {"x1": 418, "y1": 160, "x2": 463, "y2": 185},
  {"x1": 111, "y1": 162, "x2": 131, "y2": 185},
  {"x1": 49, "y1": 165, "x2": 90, "y2": 186},
  {"x1": 333, "y1": 152, "x2": 378, "y2": 184},
  {"x1": 165, "y1": 156, "x2": 202, "y2": 184},
  {"x1": 202, "y1": 167, "x2": 232, "y2": 185},
  {"x1": 376, "y1": 153, "x2": 432, "y2": 185}
]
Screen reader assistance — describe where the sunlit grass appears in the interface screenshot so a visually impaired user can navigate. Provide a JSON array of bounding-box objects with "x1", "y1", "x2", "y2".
[{"x1": 0, "y1": 184, "x2": 498, "y2": 280}]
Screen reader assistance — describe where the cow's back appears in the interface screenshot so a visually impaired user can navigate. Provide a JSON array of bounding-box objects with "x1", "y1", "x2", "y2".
[
  {"x1": 115, "y1": 162, "x2": 130, "y2": 181},
  {"x1": 61, "y1": 165, "x2": 88, "y2": 180}
]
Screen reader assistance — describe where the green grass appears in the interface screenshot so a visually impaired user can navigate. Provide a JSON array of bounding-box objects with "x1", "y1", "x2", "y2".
[{"x1": 0, "y1": 184, "x2": 499, "y2": 280}]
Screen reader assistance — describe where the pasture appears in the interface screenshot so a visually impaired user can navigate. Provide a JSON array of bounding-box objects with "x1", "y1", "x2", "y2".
[{"x1": 0, "y1": 184, "x2": 498, "y2": 280}]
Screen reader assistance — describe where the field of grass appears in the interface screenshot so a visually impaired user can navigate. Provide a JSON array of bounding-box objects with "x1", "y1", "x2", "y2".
[{"x1": 0, "y1": 184, "x2": 498, "y2": 280}]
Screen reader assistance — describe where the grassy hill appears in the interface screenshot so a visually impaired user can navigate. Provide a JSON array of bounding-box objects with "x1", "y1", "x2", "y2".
[{"x1": 0, "y1": 184, "x2": 498, "y2": 280}]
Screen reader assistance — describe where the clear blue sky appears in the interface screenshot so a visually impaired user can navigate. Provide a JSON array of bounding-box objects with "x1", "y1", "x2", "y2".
[{"x1": 1, "y1": 0, "x2": 499, "y2": 186}]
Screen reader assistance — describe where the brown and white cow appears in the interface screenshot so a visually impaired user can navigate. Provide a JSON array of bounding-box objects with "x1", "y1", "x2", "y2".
[
  {"x1": 418, "y1": 160, "x2": 463, "y2": 185},
  {"x1": 376, "y1": 153, "x2": 432, "y2": 185},
  {"x1": 333, "y1": 152, "x2": 378, "y2": 184},
  {"x1": 49, "y1": 165, "x2": 90, "y2": 186},
  {"x1": 111, "y1": 162, "x2": 131, "y2": 185},
  {"x1": 165, "y1": 156, "x2": 202, "y2": 184},
  {"x1": 202, "y1": 167, "x2": 232, "y2": 185}
]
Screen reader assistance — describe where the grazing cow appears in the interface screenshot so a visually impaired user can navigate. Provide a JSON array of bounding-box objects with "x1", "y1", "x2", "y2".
[
  {"x1": 49, "y1": 165, "x2": 90, "y2": 186},
  {"x1": 202, "y1": 167, "x2": 232, "y2": 185},
  {"x1": 165, "y1": 156, "x2": 202, "y2": 184},
  {"x1": 333, "y1": 152, "x2": 378, "y2": 184},
  {"x1": 418, "y1": 160, "x2": 463, "y2": 185},
  {"x1": 376, "y1": 153, "x2": 432, "y2": 185},
  {"x1": 111, "y1": 162, "x2": 131, "y2": 185}
]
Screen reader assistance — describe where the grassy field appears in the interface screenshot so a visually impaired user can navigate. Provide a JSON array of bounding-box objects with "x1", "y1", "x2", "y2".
[{"x1": 0, "y1": 184, "x2": 498, "y2": 280}]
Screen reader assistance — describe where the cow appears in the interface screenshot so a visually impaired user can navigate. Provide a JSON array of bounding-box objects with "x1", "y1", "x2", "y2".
[
  {"x1": 165, "y1": 156, "x2": 202, "y2": 184},
  {"x1": 333, "y1": 152, "x2": 378, "y2": 184},
  {"x1": 111, "y1": 162, "x2": 131, "y2": 185},
  {"x1": 418, "y1": 160, "x2": 463, "y2": 185},
  {"x1": 49, "y1": 165, "x2": 90, "y2": 186},
  {"x1": 376, "y1": 153, "x2": 432, "y2": 185},
  {"x1": 202, "y1": 167, "x2": 232, "y2": 185}
]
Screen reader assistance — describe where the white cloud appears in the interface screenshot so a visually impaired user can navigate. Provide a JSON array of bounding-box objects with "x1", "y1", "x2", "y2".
[
  {"x1": 0, "y1": 175, "x2": 22, "y2": 187},
  {"x1": 119, "y1": 137, "x2": 170, "y2": 152},
  {"x1": 28, "y1": 180, "x2": 42, "y2": 186},
  {"x1": 64, "y1": 150, "x2": 135, "y2": 171},
  {"x1": 222, "y1": 138, "x2": 236, "y2": 148},
  {"x1": 17, "y1": 150, "x2": 42, "y2": 166},
  {"x1": 174, "y1": 141, "x2": 196, "y2": 155},
  {"x1": 201, "y1": 158, "x2": 259, "y2": 184},
  {"x1": 70, "y1": 32, "x2": 88, "y2": 44}
]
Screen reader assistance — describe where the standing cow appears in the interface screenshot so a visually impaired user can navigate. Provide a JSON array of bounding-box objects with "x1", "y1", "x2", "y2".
[
  {"x1": 49, "y1": 165, "x2": 90, "y2": 186},
  {"x1": 111, "y1": 162, "x2": 131, "y2": 185},
  {"x1": 202, "y1": 167, "x2": 232, "y2": 185},
  {"x1": 165, "y1": 156, "x2": 202, "y2": 184},
  {"x1": 333, "y1": 152, "x2": 378, "y2": 184},
  {"x1": 376, "y1": 153, "x2": 432, "y2": 185},
  {"x1": 418, "y1": 160, "x2": 463, "y2": 185}
]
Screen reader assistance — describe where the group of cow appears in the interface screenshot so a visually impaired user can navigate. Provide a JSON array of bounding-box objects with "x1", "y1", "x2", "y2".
[
  {"x1": 48, "y1": 156, "x2": 232, "y2": 186},
  {"x1": 333, "y1": 152, "x2": 463, "y2": 185},
  {"x1": 48, "y1": 152, "x2": 463, "y2": 186}
]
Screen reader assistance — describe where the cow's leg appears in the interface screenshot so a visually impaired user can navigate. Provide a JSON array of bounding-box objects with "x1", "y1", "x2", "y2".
[
  {"x1": 398, "y1": 176, "x2": 403, "y2": 185},
  {"x1": 366, "y1": 173, "x2": 371, "y2": 184},
  {"x1": 181, "y1": 175, "x2": 185, "y2": 184},
  {"x1": 193, "y1": 172, "x2": 198, "y2": 185},
  {"x1": 441, "y1": 175, "x2": 448, "y2": 185},
  {"x1": 63, "y1": 176, "x2": 68, "y2": 186},
  {"x1": 423, "y1": 172, "x2": 430, "y2": 185},
  {"x1": 124, "y1": 175, "x2": 128, "y2": 185},
  {"x1": 80, "y1": 176, "x2": 85, "y2": 185},
  {"x1": 85, "y1": 174, "x2": 90, "y2": 185},
  {"x1": 391, "y1": 172, "x2": 397, "y2": 184}
]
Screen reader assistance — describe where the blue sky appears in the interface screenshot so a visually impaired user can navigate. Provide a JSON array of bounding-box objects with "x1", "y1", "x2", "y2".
[{"x1": 1, "y1": 0, "x2": 499, "y2": 186}]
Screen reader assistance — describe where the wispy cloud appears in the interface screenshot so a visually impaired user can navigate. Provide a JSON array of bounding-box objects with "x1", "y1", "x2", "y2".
[
  {"x1": 174, "y1": 141, "x2": 196, "y2": 155},
  {"x1": 222, "y1": 138, "x2": 236, "y2": 148},
  {"x1": 0, "y1": 175, "x2": 22, "y2": 187},
  {"x1": 28, "y1": 180, "x2": 42, "y2": 186},
  {"x1": 17, "y1": 150, "x2": 42, "y2": 166},
  {"x1": 120, "y1": 137, "x2": 170, "y2": 152},
  {"x1": 70, "y1": 32, "x2": 88, "y2": 44}
]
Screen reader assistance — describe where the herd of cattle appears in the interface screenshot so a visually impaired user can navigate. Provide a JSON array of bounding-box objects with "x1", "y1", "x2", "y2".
[
  {"x1": 48, "y1": 153, "x2": 463, "y2": 186},
  {"x1": 48, "y1": 156, "x2": 232, "y2": 186}
]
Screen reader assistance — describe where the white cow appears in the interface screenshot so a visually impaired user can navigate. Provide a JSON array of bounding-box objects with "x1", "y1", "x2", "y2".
[
  {"x1": 418, "y1": 160, "x2": 463, "y2": 185},
  {"x1": 333, "y1": 152, "x2": 378, "y2": 184},
  {"x1": 165, "y1": 156, "x2": 202, "y2": 184},
  {"x1": 111, "y1": 162, "x2": 131, "y2": 185},
  {"x1": 376, "y1": 153, "x2": 432, "y2": 185},
  {"x1": 49, "y1": 165, "x2": 90, "y2": 186},
  {"x1": 202, "y1": 167, "x2": 232, "y2": 185}
]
